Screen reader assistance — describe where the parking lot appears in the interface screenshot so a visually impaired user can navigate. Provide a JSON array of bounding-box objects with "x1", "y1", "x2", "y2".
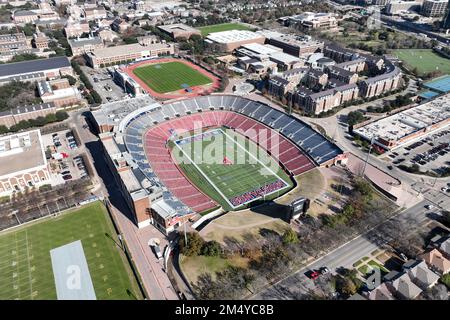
[
  {"x1": 385, "y1": 128, "x2": 450, "y2": 175},
  {"x1": 42, "y1": 129, "x2": 90, "y2": 185},
  {"x1": 81, "y1": 65, "x2": 130, "y2": 103}
]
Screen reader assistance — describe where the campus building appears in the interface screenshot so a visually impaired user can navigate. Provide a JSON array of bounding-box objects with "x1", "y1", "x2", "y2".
[
  {"x1": 83, "y1": 6, "x2": 107, "y2": 20},
  {"x1": 281, "y1": 12, "x2": 338, "y2": 30},
  {"x1": 0, "y1": 130, "x2": 51, "y2": 197},
  {"x1": 68, "y1": 36, "x2": 104, "y2": 56},
  {"x1": 157, "y1": 23, "x2": 201, "y2": 40},
  {"x1": 422, "y1": 0, "x2": 448, "y2": 17},
  {"x1": 32, "y1": 32, "x2": 49, "y2": 50},
  {"x1": 0, "y1": 102, "x2": 57, "y2": 128},
  {"x1": 64, "y1": 21, "x2": 90, "y2": 38},
  {"x1": 205, "y1": 30, "x2": 266, "y2": 52},
  {"x1": 0, "y1": 56, "x2": 73, "y2": 84},
  {"x1": 86, "y1": 42, "x2": 175, "y2": 68},
  {"x1": 264, "y1": 33, "x2": 324, "y2": 57},
  {"x1": 0, "y1": 32, "x2": 29, "y2": 54},
  {"x1": 37, "y1": 78, "x2": 81, "y2": 107},
  {"x1": 386, "y1": 1, "x2": 422, "y2": 15},
  {"x1": 353, "y1": 93, "x2": 450, "y2": 150}
]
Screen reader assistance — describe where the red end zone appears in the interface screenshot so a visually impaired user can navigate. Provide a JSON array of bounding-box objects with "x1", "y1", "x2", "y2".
[{"x1": 121, "y1": 58, "x2": 221, "y2": 100}]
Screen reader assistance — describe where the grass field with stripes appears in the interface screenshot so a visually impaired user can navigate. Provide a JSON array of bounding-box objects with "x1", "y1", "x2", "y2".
[
  {"x1": 171, "y1": 128, "x2": 293, "y2": 211},
  {"x1": 132, "y1": 61, "x2": 213, "y2": 93},
  {"x1": 0, "y1": 202, "x2": 142, "y2": 300}
]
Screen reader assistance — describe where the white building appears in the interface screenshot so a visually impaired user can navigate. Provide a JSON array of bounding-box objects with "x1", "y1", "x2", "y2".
[{"x1": 0, "y1": 130, "x2": 51, "y2": 196}]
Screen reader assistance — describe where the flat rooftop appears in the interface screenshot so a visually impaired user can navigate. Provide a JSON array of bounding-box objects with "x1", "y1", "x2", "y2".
[
  {"x1": 239, "y1": 43, "x2": 282, "y2": 56},
  {"x1": 91, "y1": 96, "x2": 158, "y2": 127},
  {"x1": 0, "y1": 130, "x2": 47, "y2": 177},
  {"x1": 89, "y1": 43, "x2": 172, "y2": 59},
  {"x1": 158, "y1": 23, "x2": 200, "y2": 33},
  {"x1": 206, "y1": 30, "x2": 264, "y2": 44},
  {"x1": 354, "y1": 93, "x2": 450, "y2": 143},
  {"x1": 0, "y1": 56, "x2": 70, "y2": 78}
]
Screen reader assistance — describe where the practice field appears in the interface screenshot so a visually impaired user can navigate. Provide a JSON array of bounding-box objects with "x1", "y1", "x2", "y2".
[
  {"x1": 0, "y1": 202, "x2": 142, "y2": 300},
  {"x1": 393, "y1": 49, "x2": 450, "y2": 75},
  {"x1": 199, "y1": 23, "x2": 253, "y2": 36},
  {"x1": 132, "y1": 61, "x2": 213, "y2": 93},
  {"x1": 171, "y1": 128, "x2": 293, "y2": 210}
]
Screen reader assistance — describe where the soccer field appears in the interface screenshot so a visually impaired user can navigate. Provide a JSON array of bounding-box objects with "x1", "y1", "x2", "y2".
[
  {"x1": 172, "y1": 128, "x2": 293, "y2": 210},
  {"x1": 199, "y1": 23, "x2": 253, "y2": 36},
  {"x1": 132, "y1": 61, "x2": 213, "y2": 93},
  {"x1": 0, "y1": 202, "x2": 142, "y2": 300},
  {"x1": 393, "y1": 49, "x2": 450, "y2": 75}
]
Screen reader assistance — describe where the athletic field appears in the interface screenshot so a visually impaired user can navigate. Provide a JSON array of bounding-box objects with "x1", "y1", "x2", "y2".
[
  {"x1": 199, "y1": 23, "x2": 253, "y2": 36},
  {"x1": 0, "y1": 202, "x2": 142, "y2": 300},
  {"x1": 172, "y1": 128, "x2": 293, "y2": 210},
  {"x1": 132, "y1": 61, "x2": 213, "y2": 93},
  {"x1": 393, "y1": 49, "x2": 450, "y2": 75}
]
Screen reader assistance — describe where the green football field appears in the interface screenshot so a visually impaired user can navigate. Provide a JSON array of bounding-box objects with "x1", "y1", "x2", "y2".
[
  {"x1": 132, "y1": 61, "x2": 213, "y2": 93},
  {"x1": 199, "y1": 23, "x2": 253, "y2": 36},
  {"x1": 393, "y1": 49, "x2": 450, "y2": 75},
  {"x1": 172, "y1": 128, "x2": 293, "y2": 211},
  {"x1": 0, "y1": 202, "x2": 142, "y2": 300}
]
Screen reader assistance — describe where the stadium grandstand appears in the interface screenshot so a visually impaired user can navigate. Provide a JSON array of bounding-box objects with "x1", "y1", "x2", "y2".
[{"x1": 92, "y1": 95, "x2": 343, "y2": 234}]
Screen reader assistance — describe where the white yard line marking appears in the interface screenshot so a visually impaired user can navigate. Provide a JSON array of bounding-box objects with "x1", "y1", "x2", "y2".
[
  {"x1": 25, "y1": 231, "x2": 33, "y2": 299},
  {"x1": 174, "y1": 140, "x2": 235, "y2": 208},
  {"x1": 174, "y1": 128, "x2": 291, "y2": 209}
]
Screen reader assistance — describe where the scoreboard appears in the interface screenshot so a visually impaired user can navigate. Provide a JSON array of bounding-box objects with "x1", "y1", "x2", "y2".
[{"x1": 290, "y1": 198, "x2": 310, "y2": 220}]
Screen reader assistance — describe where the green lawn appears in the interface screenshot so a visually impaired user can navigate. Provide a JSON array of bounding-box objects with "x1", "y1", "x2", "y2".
[
  {"x1": 393, "y1": 49, "x2": 450, "y2": 75},
  {"x1": 199, "y1": 23, "x2": 253, "y2": 36},
  {"x1": 171, "y1": 128, "x2": 293, "y2": 211},
  {"x1": 0, "y1": 202, "x2": 142, "y2": 300},
  {"x1": 133, "y1": 61, "x2": 212, "y2": 93}
]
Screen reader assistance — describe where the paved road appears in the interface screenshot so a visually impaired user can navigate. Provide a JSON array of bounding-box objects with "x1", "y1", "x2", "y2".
[{"x1": 252, "y1": 198, "x2": 442, "y2": 299}]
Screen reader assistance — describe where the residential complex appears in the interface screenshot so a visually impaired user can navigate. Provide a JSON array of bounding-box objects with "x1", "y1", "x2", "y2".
[{"x1": 267, "y1": 44, "x2": 401, "y2": 115}]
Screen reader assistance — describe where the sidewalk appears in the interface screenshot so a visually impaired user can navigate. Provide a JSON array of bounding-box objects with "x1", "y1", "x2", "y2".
[{"x1": 109, "y1": 204, "x2": 178, "y2": 300}]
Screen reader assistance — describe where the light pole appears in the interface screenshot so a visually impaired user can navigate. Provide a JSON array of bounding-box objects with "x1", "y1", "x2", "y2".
[
  {"x1": 362, "y1": 136, "x2": 376, "y2": 177},
  {"x1": 183, "y1": 219, "x2": 187, "y2": 247}
]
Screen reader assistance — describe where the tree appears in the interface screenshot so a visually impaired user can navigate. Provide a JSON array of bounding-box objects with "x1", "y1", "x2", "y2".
[
  {"x1": 441, "y1": 211, "x2": 450, "y2": 227},
  {"x1": 347, "y1": 111, "x2": 365, "y2": 126},
  {"x1": 336, "y1": 276, "x2": 357, "y2": 296},
  {"x1": 91, "y1": 91, "x2": 103, "y2": 104},
  {"x1": 282, "y1": 229, "x2": 299, "y2": 245},
  {"x1": 440, "y1": 273, "x2": 450, "y2": 289},
  {"x1": 179, "y1": 232, "x2": 205, "y2": 256},
  {"x1": 201, "y1": 240, "x2": 222, "y2": 256},
  {"x1": 63, "y1": 75, "x2": 77, "y2": 86}
]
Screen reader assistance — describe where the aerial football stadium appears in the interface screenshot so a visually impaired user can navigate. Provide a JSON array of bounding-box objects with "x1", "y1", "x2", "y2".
[{"x1": 93, "y1": 95, "x2": 344, "y2": 233}]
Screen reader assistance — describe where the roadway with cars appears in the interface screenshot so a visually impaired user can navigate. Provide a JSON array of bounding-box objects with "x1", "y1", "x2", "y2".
[{"x1": 252, "y1": 197, "x2": 445, "y2": 299}]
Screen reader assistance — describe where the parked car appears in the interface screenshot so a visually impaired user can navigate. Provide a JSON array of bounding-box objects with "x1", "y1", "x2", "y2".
[
  {"x1": 310, "y1": 271, "x2": 321, "y2": 280},
  {"x1": 320, "y1": 267, "x2": 330, "y2": 275},
  {"x1": 153, "y1": 245, "x2": 163, "y2": 260},
  {"x1": 62, "y1": 175, "x2": 72, "y2": 180}
]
